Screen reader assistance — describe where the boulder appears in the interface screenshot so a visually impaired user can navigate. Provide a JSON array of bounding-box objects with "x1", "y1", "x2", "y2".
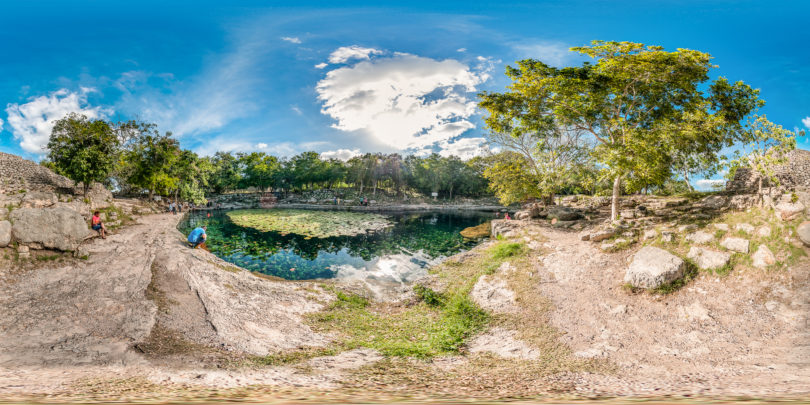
[
  {"x1": 514, "y1": 210, "x2": 531, "y2": 220},
  {"x1": 756, "y1": 226, "x2": 772, "y2": 238},
  {"x1": 589, "y1": 228, "x2": 616, "y2": 242},
  {"x1": 491, "y1": 219, "x2": 521, "y2": 239},
  {"x1": 752, "y1": 245, "x2": 776, "y2": 269},
  {"x1": 735, "y1": 223, "x2": 755, "y2": 234},
  {"x1": 10, "y1": 206, "x2": 90, "y2": 251},
  {"x1": 20, "y1": 191, "x2": 58, "y2": 208},
  {"x1": 775, "y1": 201, "x2": 805, "y2": 221},
  {"x1": 547, "y1": 206, "x2": 583, "y2": 221},
  {"x1": 685, "y1": 231, "x2": 714, "y2": 244},
  {"x1": 797, "y1": 221, "x2": 810, "y2": 247},
  {"x1": 624, "y1": 246, "x2": 686, "y2": 289},
  {"x1": 677, "y1": 224, "x2": 698, "y2": 233},
  {"x1": 0, "y1": 220, "x2": 10, "y2": 247},
  {"x1": 721, "y1": 237, "x2": 750, "y2": 253},
  {"x1": 698, "y1": 195, "x2": 727, "y2": 210},
  {"x1": 642, "y1": 228, "x2": 657, "y2": 241},
  {"x1": 687, "y1": 246, "x2": 731, "y2": 270}
]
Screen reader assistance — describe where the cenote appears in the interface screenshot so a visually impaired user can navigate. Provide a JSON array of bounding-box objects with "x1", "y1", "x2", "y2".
[{"x1": 178, "y1": 209, "x2": 494, "y2": 284}]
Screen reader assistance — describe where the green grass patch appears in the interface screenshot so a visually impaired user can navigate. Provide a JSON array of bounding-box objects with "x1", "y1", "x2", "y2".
[
  {"x1": 227, "y1": 209, "x2": 392, "y2": 238},
  {"x1": 309, "y1": 241, "x2": 528, "y2": 358},
  {"x1": 490, "y1": 242, "x2": 524, "y2": 259}
]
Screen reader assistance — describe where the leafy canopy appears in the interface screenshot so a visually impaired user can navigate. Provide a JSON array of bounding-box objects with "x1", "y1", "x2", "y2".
[{"x1": 47, "y1": 113, "x2": 119, "y2": 195}]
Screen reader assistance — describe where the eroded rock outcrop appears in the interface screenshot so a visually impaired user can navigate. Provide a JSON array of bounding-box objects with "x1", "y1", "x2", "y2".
[{"x1": 10, "y1": 206, "x2": 91, "y2": 251}]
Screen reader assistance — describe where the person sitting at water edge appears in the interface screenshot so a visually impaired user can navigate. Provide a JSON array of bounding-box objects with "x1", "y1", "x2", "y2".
[
  {"x1": 91, "y1": 211, "x2": 107, "y2": 239},
  {"x1": 187, "y1": 226, "x2": 207, "y2": 248}
]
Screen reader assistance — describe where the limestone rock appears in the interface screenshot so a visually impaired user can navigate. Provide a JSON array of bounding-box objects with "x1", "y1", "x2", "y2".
[
  {"x1": 755, "y1": 226, "x2": 772, "y2": 238},
  {"x1": 687, "y1": 246, "x2": 731, "y2": 270},
  {"x1": 698, "y1": 195, "x2": 727, "y2": 210},
  {"x1": 661, "y1": 231, "x2": 675, "y2": 243},
  {"x1": 721, "y1": 237, "x2": 750, "y2": 253},
  {"x1": 642, "y1": 228, "x2": 657, "y2": 241},
  {"x1": 0, "y1": 220, "x2": 10, "y2": 247},
  {"x1": 796, "y1": 221, "x2": 810, "y2": 247},
  {"x1": 678, "y1": 224, "x2": 698, "y2": 233},
  {"x1": 491, "y1": 219, "x2": 521, "y2": 239},
  {"x1": 775, "y1": 201, "x2": 805, "y2": 221},
  {"x1": 10, "y1": 206, "x2": 90, "y2": 251},
  {"x1": 547, "y1": 206, "x2": 583, "y2": 221},
  {"x1": 624, "y1": 246, "x2": 685, "y2": 289},
  {"x1": 589, "y1": 229, "x2": 616, "y2": 242},
  {"x1": 735, "y1": 223, "x2": 755, "y2": 234},
  {"x1": 601, "y1": 238, "x2": 627, "y2": 252},
  {"x1": 20, "y1": 191, "x2": 58, "y2": 208},
  {"x1": 713, "y1": 223, "x2": 729, "y2": 232},
  {"x1": 752, "y1": 245, "x2": 776, "y2": 269},
  {"x1": 685, "y1": 231, "x2": 714, "y2": 244}
]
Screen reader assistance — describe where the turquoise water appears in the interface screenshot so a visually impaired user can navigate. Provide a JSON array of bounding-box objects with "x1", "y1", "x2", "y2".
[{"x1": 178, "y1": 209, "x2": 492, "y2": 282}]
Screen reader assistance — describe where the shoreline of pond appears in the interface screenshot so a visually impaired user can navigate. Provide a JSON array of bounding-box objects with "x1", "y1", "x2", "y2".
[{"x1": 193, "y1": 203, "x2": 512, "y2": 214}]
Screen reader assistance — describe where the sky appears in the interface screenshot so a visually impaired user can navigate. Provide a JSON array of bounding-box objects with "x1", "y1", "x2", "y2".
[{"x1": 1, "y1": 0, "x2": 809, "y2": 173}]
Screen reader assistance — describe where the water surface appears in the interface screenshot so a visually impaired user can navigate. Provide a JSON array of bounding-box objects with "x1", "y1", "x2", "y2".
[{"x1": 178, "y1": 209, "x2": 492, "y2": 284}]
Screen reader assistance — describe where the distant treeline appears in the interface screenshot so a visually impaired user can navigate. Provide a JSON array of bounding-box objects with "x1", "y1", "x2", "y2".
[{"x1": 42, "y1": 114, "x2": 489, "y2": 203}]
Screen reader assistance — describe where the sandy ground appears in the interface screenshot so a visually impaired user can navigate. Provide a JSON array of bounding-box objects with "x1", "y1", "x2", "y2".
[
  {"x1": 1, "y1": 208, "x2": 809, "y2": 400},
  {"x1": 468, "y1": 222, "x2": 810, "y2": 397}
]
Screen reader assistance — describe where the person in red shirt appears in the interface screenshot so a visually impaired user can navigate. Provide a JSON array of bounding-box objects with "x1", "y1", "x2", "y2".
[{"x1": 91, "y1": 211, "x2": 107, "y2": 239}]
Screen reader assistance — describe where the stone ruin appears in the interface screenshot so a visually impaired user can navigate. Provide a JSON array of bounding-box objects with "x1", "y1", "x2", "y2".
[
  {"x1": 0, "y1": 151, "x2": 75, "y2": 194},
  {"x1": 725, "y1": 149, "x2": 810, "y2": 193}
]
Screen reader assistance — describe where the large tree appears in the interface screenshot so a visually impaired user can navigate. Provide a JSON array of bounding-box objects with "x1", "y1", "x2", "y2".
[
  {"x1": 47, "y1": 113, "x2": 119, "y2": 196},
  {"x1": 481, "y1": 41, "x2": 761, "y2": 220}
]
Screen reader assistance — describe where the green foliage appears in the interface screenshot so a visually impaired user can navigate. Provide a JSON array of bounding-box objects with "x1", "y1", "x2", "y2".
[
  {"x1": 413, "y1": 285, "x2": 445, "y2": 307},
  {"x1": 727, "y1": 115, "x2": 804, "y2": 194},
  {"x1": 480, "y1": 40, "x2": 764, "y2": 218},
  {"x1": 46, "y1": 113, "x2": 119, "y2": 195},
  {"x1": 226, "y1": 209, "x2": 391, "y2": 238},
  {"x1": 490, "y1": 241, "x2": 525, "y2": 259}
]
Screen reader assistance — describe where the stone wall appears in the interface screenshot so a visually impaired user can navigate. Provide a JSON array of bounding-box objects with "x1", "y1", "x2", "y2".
[
  {"x1": 0, "y1": 152, "x2": 74, "y2": 194},
  {"x1": 725, "y1": 149, "x2": 810, "y2": 193}
]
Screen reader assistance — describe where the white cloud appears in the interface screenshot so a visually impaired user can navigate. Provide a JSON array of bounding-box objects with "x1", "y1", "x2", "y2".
[
  {"x1": 456, "y1": 48, "x2": 467, "y2": 52},
  {"x1": 291, "y1": 105, "x2": 303, "y2": 115},
  {"x1": 512, "y1": 41, "x2": 575, "y2": 67},
  {"x1": 695, "y1": 179, "x2": 726, "y2": 191},
  {"x1": 194, "y1": 137, "x2": 297, "y2": 157},
  {"x1": 438, "y1": 137, "x2": 489, "y2": 160},
  {"x1": 802, "y1": 116, "x2": 810, "y2": 129},
  {"x1": 327, "y1": 45, "x2": 384, "y2": 64},
  {"x1": 281, "y1": 36, "x2": 301, "y2": 44},
  {"x1": 0, "y1": 118, "x2": 3, "y2": 132},
  {"x1": 320, "y1": 148, "x2": 361, "y2": 161},
  {"x1": 314, "y1": 62, "x2": 328, "y2": 69},
  {"x1": 5, "y1": 88, "x2": 110, "y2": 154},
  {"x1": 316, "y1": 52, "x2": 488, "y2": 152}
]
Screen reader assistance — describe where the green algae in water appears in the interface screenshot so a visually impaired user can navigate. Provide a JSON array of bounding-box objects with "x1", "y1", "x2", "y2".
[
  {"x1": 178, "y1": 209, "x2": 493, "y2": 281},
  {"x1": 226, "y1": 209, "x2": 392, "y2": 238}
]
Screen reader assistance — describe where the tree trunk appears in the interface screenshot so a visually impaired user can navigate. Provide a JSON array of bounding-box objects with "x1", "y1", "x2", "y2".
[
  {"x1": 683, "y1": 169, "x2": 694, "y2": 192},
  {"x1": 758, "y1": 176, "x2": 763, "y2": 207},
  {"x1": 611, "y1": 176, "x2": 621, "y2": 222}
]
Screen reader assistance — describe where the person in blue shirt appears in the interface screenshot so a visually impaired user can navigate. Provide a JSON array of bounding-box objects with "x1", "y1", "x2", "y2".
[{"x1": 187, "y1": 226, "x2": 207, "y2": 248}]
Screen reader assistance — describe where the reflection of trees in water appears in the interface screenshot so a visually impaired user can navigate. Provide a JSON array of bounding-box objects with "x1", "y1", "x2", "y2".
[{"x1": 179, "y1": 210, "x2": 488, "y2": 280}]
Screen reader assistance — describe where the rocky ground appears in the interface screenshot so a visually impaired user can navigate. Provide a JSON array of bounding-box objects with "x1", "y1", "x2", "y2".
[{"x1": 1, "y1": 194, "x2": 809, "y2": 402}]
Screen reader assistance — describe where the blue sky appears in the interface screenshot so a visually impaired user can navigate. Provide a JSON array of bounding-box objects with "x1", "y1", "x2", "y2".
[{"x1": 1, "y1": 0, "x2": 809, "y2": 167}]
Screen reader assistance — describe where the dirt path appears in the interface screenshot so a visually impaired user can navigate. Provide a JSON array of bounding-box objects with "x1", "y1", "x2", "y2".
[
  {"x1": 526, "y1": 224, "x2": 810, "y2": 396},
  {"x1": 0, "y1": 212, "x2": 349, "y2": 395}
]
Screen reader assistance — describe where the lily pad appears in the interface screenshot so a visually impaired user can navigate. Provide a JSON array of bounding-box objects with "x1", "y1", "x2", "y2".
[{"x1": 227, "y1": 209, "x2": 393, "y2": 238}]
